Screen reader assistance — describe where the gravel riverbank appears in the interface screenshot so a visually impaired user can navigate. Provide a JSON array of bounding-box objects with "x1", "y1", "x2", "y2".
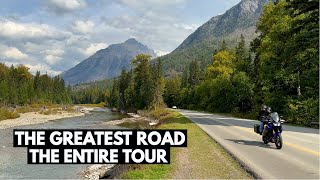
[{"x1": 0, "y1": 107, "x2": 95, "y2": 129}]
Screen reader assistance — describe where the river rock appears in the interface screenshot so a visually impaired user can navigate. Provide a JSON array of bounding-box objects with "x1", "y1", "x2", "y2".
[
  {"x1": 111, "y1": 108, "x2": 118, "y2": 112},
  {"x1": 83, "y1": 164, "x2": 115, "y2": 179}
]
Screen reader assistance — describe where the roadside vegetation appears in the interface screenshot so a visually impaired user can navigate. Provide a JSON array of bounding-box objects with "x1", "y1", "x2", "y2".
[{"x1": 119, "y1": 109, "x2": 252, "y2": 179}]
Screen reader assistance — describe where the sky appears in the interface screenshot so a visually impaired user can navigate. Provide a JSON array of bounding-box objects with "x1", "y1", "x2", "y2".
[{"x1": 0, "y1": 0, "x2": 241, "y2": 76}]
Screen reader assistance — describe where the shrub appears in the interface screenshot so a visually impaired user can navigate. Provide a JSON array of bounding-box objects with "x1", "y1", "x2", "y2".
[{"x1": 0, "y1": 108, "x2": 20, "y2": 120}]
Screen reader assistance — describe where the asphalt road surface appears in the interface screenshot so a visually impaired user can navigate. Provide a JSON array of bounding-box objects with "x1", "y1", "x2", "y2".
[{"x1": 177, "y1": 109, "x2": 320, "y2": 179}]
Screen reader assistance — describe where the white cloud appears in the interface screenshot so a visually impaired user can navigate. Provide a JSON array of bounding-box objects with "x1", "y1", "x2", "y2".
[
  {"x1": 47, "y1": 0, "x2": 86, "y2": 13},
  {"x1": 45, "y1": 49, "x2": 64, "y2": 56},
  {"x1": 0, "y1": 45, "x2": 29, "y2": 60},
  {"x1": 44, "y1": 49, "x2": 64, "y2": 65},
  {"x1": 71, "y1": 20, "x2": 95, "y2": 34},
  {"x1": 0, "y1": 20, "x2": 68, "y2": 41},
  {"x1": 45, "y1": 54, "x2": 62, "y2": 65},
  {"x1": 82, "y1": 43, "x2": 108, "y2": 56},
  {"x1": 155, "y1": 50, "x2": 170, "y2": 56},
  {"x1": 24, "y1": 42, "x2": 44, "y2": 53},
  {"x1": 117, "y1": 0, "x2": 186, "y2": 10},
  {"x1": 174, "y1": 23, "x2": 199, "y2": 31},
  {"x1": 3, "y1": 61, "x2": 61, "y2": 76},
  {"x1": 25, "y1": 63, "x2": 62, "y2": 76}
]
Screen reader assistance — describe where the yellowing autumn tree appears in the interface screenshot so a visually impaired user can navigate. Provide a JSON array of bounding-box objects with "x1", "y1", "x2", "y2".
[{"x1": 208, "y1": 50, "x2": 235, "y2": 78}]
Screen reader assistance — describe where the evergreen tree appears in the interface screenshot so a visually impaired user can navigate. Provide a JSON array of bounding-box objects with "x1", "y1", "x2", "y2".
[
  {"x1": 181, "y1": 67, "x2": 189, "y2": 88},
  {"x1": 0, "y1": 64, "x2": 71, "y2": 106},
  {"x1": 133, "y1": 54, "x2": 153, "y2": 109},
  {"x1": 119, "y1": 68, "x2": 128, "y2": 109},
  {"x1": 220, "y1": 40, "x2": 227, "y2": 51},
  {"x1": 188, "y1": 60, "x2": 200, "y2": 87},
  {"x1": 235, "y1": 35, "x2": 250, "y2": 73},
  {"x1": 150, "y1": 58, "x2": 165, "y2": 109}
]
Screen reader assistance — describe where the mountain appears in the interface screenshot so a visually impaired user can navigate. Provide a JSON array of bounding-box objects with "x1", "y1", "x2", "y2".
[
  {"x1": 161, "y1": 0, "x2": 270, "y2": 74},
  {"x1": 61, "y1": 38, "x2": 157, "y2": 85}
]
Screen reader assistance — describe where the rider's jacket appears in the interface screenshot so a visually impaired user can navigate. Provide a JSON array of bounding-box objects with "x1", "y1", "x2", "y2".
[{"x1": 258, "y1": 110, "x2": 270, "y2": 121}]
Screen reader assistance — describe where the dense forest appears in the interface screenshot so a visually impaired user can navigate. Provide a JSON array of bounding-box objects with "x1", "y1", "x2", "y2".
[
  {"x1": 71, "y1": 79, "x2": 113, "y2": 104},
  {"x1": 0, "y1": 63, "x2": 71, "y2": 106},
  {"x1": 109, "y1": 0, "x2": 319, "y2": 125}
]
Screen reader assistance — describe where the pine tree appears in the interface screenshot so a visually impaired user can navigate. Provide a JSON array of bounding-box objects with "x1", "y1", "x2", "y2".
[
  {"x1": 188, "y1": 60, "x2": 200, "y2": 87},
  {"x1": 181, "y1": 67, "x2": 189, "y2": 88},
  {"x1": 235, "y1": 34, "x2": 250, "y2": 73},
  {"x1": 133, "y1": 54, "x2": 153, "y2": 109},
  {"x1": 220, "y1": 40, "x2": 227, "y2": 51},
  {"x1": 150, "y1": 58, "x2": 165, "y2": 110},
  {"x1": 119, "y1": 68, "x2": 128, "y2": 110}
]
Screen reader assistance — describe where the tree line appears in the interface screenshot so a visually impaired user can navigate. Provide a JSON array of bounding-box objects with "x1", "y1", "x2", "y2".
[
  {"x1": 0, "y1": 63, "x2": 71, "y2": 106},
  {"x1": 70, "y1": 78, "x2": 116, "y2": 105},
  {"x1": 71, "y1": 86, "x2": 110, "y2": 105}
]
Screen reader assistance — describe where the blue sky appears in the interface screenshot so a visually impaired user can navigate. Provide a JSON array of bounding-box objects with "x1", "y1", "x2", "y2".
[{"x1": 0, "y1": 0, "x2": 241, "y2": 75}]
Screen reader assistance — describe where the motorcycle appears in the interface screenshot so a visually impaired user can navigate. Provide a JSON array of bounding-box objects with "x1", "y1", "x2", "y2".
[{"x1": 254, "y1": 112, "x2": 285, "y2": 149}]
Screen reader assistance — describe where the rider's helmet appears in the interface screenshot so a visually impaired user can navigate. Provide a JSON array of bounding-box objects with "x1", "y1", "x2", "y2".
[
  {"x1": 266, "y1": 107, "x2": 272, "y2": 113},
  {"x1": 261, "y1": 104, "x2": 267, "y2": 111}
]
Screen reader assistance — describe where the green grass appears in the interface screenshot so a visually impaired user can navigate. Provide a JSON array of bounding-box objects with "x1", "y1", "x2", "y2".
[
  {"x1": 121, "y1": 162, "x2": 175, "y2": 179},
  {"x1": 0, "y1": 108, "x2": 20, "y2": 121},
  {"x1": 119, "y1": 110, "x2": 252, "y2": 179}
]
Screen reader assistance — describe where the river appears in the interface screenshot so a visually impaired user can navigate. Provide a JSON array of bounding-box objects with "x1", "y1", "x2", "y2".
[{"x1": 0, "y1": 108, "x2": 125, "y2": 179}]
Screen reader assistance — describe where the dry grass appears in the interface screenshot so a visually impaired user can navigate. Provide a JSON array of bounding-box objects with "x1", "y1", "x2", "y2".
[
  {"x1": 77, "y1": 103, "x2": 106, "y2": 107},
  {"x1": 39, "y1": 109, "x2": 59, "y2": 115},
  {"x1": 0, "y1": 108, "x2": 20, "y2": 121}
]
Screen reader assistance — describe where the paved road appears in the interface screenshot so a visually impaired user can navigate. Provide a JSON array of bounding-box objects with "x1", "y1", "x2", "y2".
[{"x1": 177, "y1": 109, "x2": 320, "y2": 179}]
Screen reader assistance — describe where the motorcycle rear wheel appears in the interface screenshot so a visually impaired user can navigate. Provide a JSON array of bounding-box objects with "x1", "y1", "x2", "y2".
[
  {"x1": 275, "y1": 135, "x2": 283, "y2": 149},
  {"x1": 262, "y1": 136, "x2": 269, "y2": 144}
]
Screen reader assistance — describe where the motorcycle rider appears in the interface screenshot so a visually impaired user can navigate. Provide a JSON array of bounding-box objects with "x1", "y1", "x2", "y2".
[
  {"x1": 258, "y1": 105, "x2": 268, "y2": 135},
  {"x1": 262, "y1": 106, "x2": 272, "y2": 135}
]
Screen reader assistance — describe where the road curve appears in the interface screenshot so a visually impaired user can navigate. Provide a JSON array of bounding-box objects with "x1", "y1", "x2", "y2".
[{"x1": 177, "y1": 109, "x2": 320, "y2": 179}]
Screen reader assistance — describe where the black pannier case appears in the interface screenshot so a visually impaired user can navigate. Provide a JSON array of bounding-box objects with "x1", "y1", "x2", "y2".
[{"x1": 254, "y1": 124, "x2": 260, "y2": 133}]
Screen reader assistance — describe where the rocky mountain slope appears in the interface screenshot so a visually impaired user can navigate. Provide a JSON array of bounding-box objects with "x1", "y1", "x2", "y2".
[
  {"x1": 161, "y1": 0, "x2": 270, "y2": 74},
  {"x1": 61, "y1": 38, "x2": 157, "y2": 85}
]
